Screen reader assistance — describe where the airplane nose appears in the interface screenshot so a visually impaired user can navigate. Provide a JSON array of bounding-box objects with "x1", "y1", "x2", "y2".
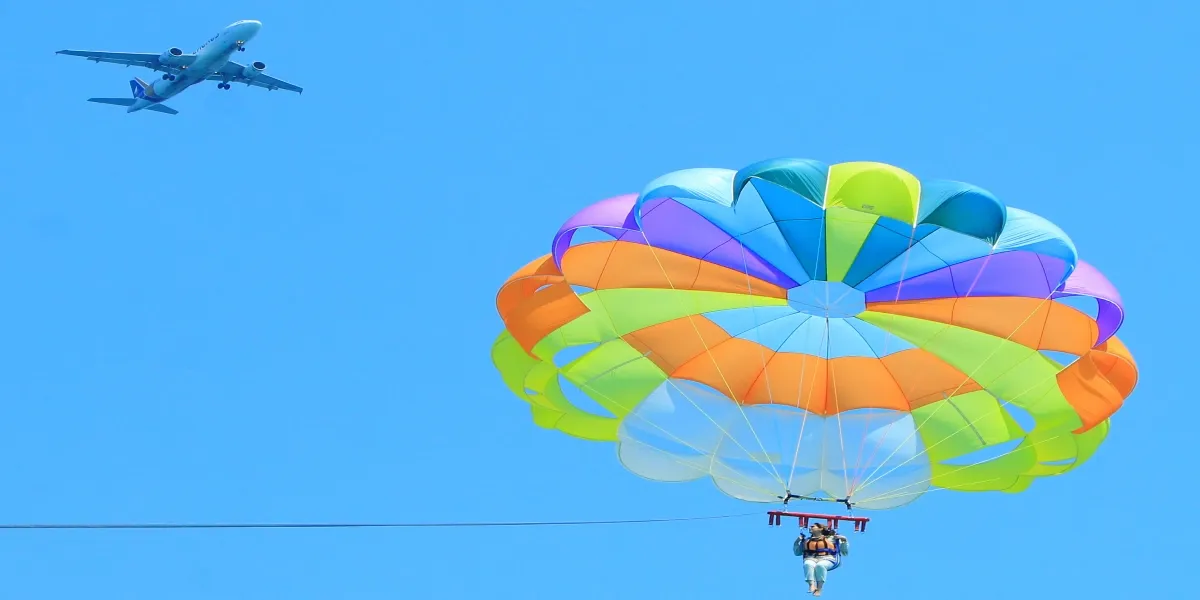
[{"x1": 234, "y1": 20, "x2": 261, "y2": 39}]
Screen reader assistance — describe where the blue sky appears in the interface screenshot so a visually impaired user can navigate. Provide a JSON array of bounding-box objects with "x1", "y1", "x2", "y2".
[{"x1": 0, "y1": 0, "x2": 1194, "y2": 597}]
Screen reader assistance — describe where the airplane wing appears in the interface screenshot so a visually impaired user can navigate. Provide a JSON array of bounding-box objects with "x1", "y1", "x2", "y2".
[
  {"x1": 209, "y1": 60, "x2": 303, "y2": 93},
  {"x1": 56, "y1": 50, "x2": 196, "y2": 74}
]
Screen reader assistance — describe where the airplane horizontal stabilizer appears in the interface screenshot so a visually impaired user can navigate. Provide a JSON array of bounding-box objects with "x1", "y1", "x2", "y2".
[
  {"x1": 86, "y1": 98, "x2": 178, "y2": 115},
  {"x1": 87, "y1": 97, "x2": 135, "y2": 106}
]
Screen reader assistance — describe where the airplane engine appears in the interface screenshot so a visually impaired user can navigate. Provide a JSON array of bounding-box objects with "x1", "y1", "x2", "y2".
[
  {"x1": 241, "y1": 61, "x2": 266, "y2": 78},
  {"x1": 158, "y1": 47, "x2": 185, "y2": 66}
]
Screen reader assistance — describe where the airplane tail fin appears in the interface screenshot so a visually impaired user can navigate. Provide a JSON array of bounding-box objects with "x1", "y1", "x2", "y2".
[
  {"x1": 87, "y1": 97, "x2": 178, "y2": 115},
  {"x1": 128, "y1": 77, "x2": 151, "y2": 99}
]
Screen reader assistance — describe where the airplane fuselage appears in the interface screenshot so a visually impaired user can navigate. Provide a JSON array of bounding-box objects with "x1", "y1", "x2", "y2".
[{"x1": 129, "y1": 20, "x2": 262, "y2": 112}]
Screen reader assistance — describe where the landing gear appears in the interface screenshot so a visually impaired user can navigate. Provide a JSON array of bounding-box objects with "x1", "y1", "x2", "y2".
[
  {"x1": 217, "y1": 82, "x2": 230, "y2": 90},
  {"x1": 162, "y1": 74, "x2": 176, "y2": 81},
  {"x1": 237, "y1": 46, "x2": 246, "y2": 52}
]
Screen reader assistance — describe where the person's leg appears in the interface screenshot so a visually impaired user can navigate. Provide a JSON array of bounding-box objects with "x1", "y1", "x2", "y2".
[
  {"x1": 812, "y1": 560, "x2": 834, "y2": 596},
  {"x1": 803, "y1": 559, "x2": 818, "y2": 593}
]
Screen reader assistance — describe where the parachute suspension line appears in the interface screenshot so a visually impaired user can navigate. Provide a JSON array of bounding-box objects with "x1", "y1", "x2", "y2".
[
  {"x1": 785, "y1": 203, "x2": 855, "y2": 501},
  {"x1": 638, "y1": 229, "x2": 786, "y2": 489},
  {"x1": 568, "y1": 243, "x2": 784, "y2": 495},
  {"x1": 784, "y1": 204, "x2": 830, "y2": 494},
  {"x1": 0, "y1": 513, "x2": 763, "y2": 532},
  {"x1": 827, "y1": 300, "x2": 853, "y2": 502},
  {"x1": 852, "y1": 281, "x2": 1061, "y2": 496},
  {"x1": 567, "y1": 350, "x2": 782, "y2": 500},
  {"x1": 575, "y1": 226, "x2": 783, "y2": 489},
  {"x1": 851, "y1": 431, "x2": 1068, "y2": 505},
  {"x1": 735, "y1": 236, "x2": 785, "y2": 493},
  {"x1": 847, "y1": 245, "x2": 999, "y2": 497},
  {"x1": 653, "y1": 378, "x2": 782, "y2": 488},
  {"x1": 535, "y1": 232, "x2": 779, "y2": 496},
  {"x1": 844, "y1": 223, "x2": 922, "y2": 498},
  {"x1": 858, "y1": 347, "x2": 1083, "y2": 499},
  {"x1": 784, "y1": 322, "x2": 823, "y2": 492}
]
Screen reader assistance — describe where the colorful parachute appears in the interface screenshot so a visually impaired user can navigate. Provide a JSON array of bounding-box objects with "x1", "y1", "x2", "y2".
[{"x1": 491, "y1": 159, "x2": 1137, "y2": 510}]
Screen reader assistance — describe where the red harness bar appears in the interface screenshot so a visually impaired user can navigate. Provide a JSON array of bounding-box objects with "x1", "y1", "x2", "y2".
[{"x1": 768, "y1": 511, "x2": 870, "y2": 532}]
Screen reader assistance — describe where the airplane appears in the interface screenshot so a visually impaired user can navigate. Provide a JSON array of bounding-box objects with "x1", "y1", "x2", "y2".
[{"x1": 56, "y1": 19, "x2": 301, "y2": 115}]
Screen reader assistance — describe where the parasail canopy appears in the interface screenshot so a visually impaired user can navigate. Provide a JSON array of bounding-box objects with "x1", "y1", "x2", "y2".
[{"x1": 491, "y1": 159, "x2": 1137, "y2": 511}]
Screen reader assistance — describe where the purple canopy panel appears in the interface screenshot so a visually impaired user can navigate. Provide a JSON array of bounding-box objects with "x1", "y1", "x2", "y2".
[
  {"x1": 551, "y1": 194, "x2": 640, "y2": 267},
  {"x1": 551, "y1": 195, "x2": 797, "y2": 288},
  {"x1": 864, "y1": 251, "x2": 1068, "y2": 302},
  {"x1": 1053, "y1": 260, "x2": 1125, "y2": 345}
]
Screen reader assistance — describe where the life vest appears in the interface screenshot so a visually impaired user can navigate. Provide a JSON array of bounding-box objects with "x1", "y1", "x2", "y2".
[{"x1": 804, "y1": 536, "x2": 839, "y2": 556}]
